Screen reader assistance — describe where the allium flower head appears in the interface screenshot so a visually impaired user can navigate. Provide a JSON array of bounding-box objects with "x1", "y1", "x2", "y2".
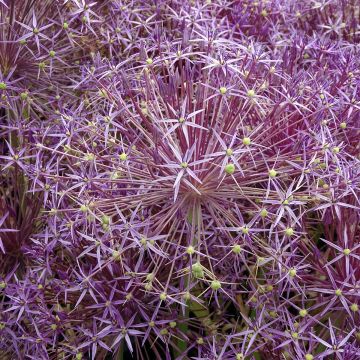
[{"x1": 0, "y1": 0, "x2": 359, "y2": 359}]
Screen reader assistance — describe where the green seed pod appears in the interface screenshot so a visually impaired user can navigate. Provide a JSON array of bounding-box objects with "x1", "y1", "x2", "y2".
[
  {"x1": 191, "y1": 262, "x2": 204, "y2": 278},
  {"x1": 224, "y1": 163, "x2": 235, "y2": 174},
  {"x1": 232, "y1": 244, "x2": 241, "y2": 254},
  {"x1": 210, "y1": 280, "x2": 221, "y2": 290}
]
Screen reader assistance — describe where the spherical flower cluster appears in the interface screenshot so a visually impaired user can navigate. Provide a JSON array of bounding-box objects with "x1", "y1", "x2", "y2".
[{"x1": 0, "y1": 0, "x2": 360, "y2": 359}]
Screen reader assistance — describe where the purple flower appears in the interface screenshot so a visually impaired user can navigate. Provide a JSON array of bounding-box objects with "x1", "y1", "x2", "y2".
[{"x1": 0, "y1": 0, "x2": 359, "y2": 359}]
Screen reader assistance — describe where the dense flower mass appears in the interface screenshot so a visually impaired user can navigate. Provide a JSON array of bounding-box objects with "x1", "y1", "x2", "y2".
[{"x1": 0, "y1": 0, "x2": 360, "y2": 359}]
